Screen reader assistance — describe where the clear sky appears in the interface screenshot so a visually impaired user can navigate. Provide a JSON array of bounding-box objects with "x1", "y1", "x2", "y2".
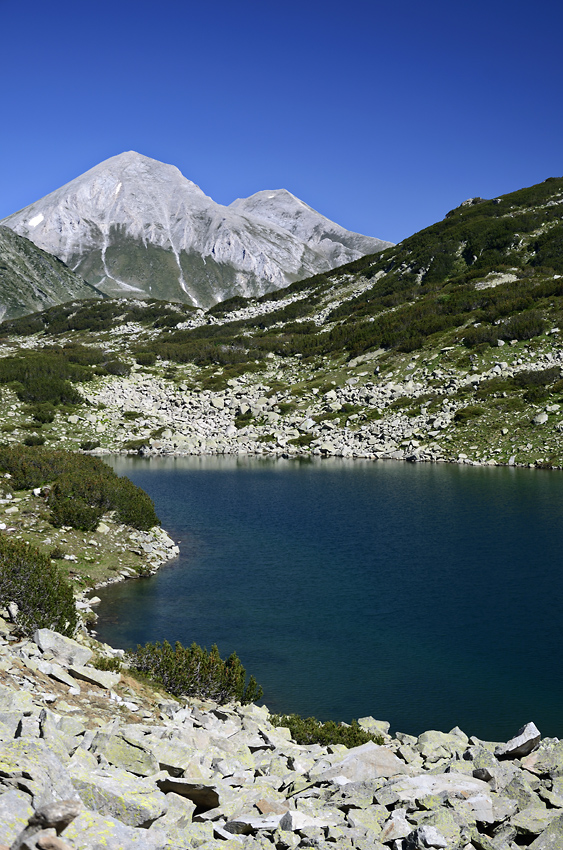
[{"x1": 1, "y1": 0, "x2": 561, "y2": 245}]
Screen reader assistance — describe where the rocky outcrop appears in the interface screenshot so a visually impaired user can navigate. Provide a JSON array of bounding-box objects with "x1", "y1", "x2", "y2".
[{"x1": 0, "y1": 624, "x2": 559, "y2": 849}]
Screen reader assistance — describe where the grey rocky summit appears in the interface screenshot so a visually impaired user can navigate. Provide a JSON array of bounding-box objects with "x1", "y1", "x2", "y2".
[{"x1": 1, "y1": 152, "x2": 392, "y2": 308}]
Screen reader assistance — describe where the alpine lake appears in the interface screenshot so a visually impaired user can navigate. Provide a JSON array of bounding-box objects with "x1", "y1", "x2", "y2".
[{"x1": 95, "y1": 455, "x2": 563, "y2": 741}]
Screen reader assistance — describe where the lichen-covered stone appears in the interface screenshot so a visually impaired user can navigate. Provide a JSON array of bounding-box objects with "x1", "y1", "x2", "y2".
[
  {"x1": 0, "y1": 789, "x2": 34, "y2": 846},
  {"x1": 61, "y1": 810, "x2": 167, "y2": 849},
  {"x1": 91, "y1": 732, "x2": 159, "y2": 776},
  {"x1": 70, "y1": 764, "x2": 167, "y2": 827}
]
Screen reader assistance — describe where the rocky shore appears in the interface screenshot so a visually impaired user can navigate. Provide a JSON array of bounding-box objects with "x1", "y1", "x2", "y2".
[
  {"x1": 75, "y1": 345, "x2": 563, "y2": 470},
  {"x1": 0, "y1": 622, "x2": 560, "y2": 850}
]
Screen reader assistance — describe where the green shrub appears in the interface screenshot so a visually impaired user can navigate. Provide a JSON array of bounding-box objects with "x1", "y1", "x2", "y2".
[
  {"x1": 127, "y1": 640, "x2": 263, "y2": 705},
  {"x1": 30, "y1": 403, "x2": 56, "y2": 424},
  {"x1": 80, "y1": 440, "x2": 100, "y2": 451},
  {"x1": 0, "y1": 352, "x2": 89, "y2": 405},
  {"x1": 135, "y1": 351, "x2": 157, "y2": 367},
  {"x1": 234, "y1": 411, "x2": 253, "y2": 429},
  {"x1": 270, "y1": 714, "x2": 384, "y2": 747},
  {"x1": 123, "y1": 411, "x2": 143, "y2": 420},
  {"x1": 0, "y1": 445, "x2": 159, "y2": 531},
  {"x1": 93, "y1": 654, "x2": 122, "y2": 672},
  {"x1": 49, "y1": 470, "x2": 111, "y2": 531},
  {"x1": 123, "y1": 439, "x2": 150, "y2": 451},
  {"x1": 453, "y1": 405, "x2": 485, "y2": 424},
  {"x1": 110, "y1": 476, "x2": 159, "y2": 530},
  {"x1": 523, "y1": 386, "x2": 549, "y2": 403},
  {"x1": 288, "y1": 434, "x2": 313, "y2": 447},
  {"x1": 23, "y1": 435, "x2": 45, "y2": 447},
  {"x1": 0, "y1": 536, "x2": 77, "y2": 636},
  {"x1": 102, "y1": 359, "x2": 130, "y2": 376},
  {"x1": 514, "y1": 366, "x2": 561, "y2": 388}
]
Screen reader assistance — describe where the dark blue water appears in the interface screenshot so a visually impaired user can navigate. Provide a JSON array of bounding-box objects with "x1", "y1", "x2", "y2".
[{"x1": 96, "y1": 456, "x2": 563, "y2": 740}]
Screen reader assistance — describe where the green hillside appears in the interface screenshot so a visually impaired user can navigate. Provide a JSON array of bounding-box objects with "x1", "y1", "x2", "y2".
[
  {"x1": 1, "y1": 175, "x2": 562, "y2": 469},
  {"x1": 0, "y1": 226, "x2": 103, "y2": 321}
]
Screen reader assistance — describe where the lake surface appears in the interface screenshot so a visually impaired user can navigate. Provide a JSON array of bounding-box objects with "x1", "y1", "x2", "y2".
[{"x1": 96, "y1": 456, "x2": 563, "y2": 740}]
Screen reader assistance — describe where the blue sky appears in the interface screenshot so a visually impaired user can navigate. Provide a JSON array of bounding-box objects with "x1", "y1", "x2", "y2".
[{"x1": 1, "y1": 0, "x2": 561, "y2": 244}]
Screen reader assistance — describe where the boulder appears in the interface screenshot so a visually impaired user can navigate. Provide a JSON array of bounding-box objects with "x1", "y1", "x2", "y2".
[
  {"x1": 495, "y1": 722, "x2": 541, "y2": 759},
  {"x1": 0, "y1": 740, "x2": 79, "y2": 807},
  {"x1": 33, "y1": 631, "x2": 92, "y2": 668},
  {"x1": 67, "y1": 665, "x2": 120, "y2": 690},
  {"x1": 511, "y1": 805, "x2": 561, "y2": 838},
  {"x1": 407, "y1": 824, "x2": 448, "y2": 848},
  {"x1": 388, "y1": 773, "x2": 491, "y2": 813},
  {"x1": 0, "y1": 790, "x2": 34, "y2": 847},
  {"x1": 380, "y1": 809, "x2": 412, "y2": 842},
  {"x1": 90, "y1": 732, "x2": 159, "y2": 777},
  {"x1": 61, "y1": 809, "x2": 167, "y2": 849},
  {"x1": 70, "y1": 765, "x2": 167, "y2": 827},
  {"x1": 522, "y1": 740, "x2": 563, "y2": 777},
  {"x1": 528, "y1": 812, "x2": 563, "y2": 849},
  {"x1": 316, "y1": 741, "x2": 409, "y2": 782},
  {"x1": 155, "y1": 777, "x2": 220, "y2": 810},
  {"x1": 224, "y1": 814, "x2": 283, "y2": 834},
  {"x1": 279, "y1": 809, "x2": 338, "y2": 831}
]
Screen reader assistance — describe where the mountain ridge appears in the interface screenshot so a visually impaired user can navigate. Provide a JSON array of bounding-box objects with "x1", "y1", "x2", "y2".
[
  {"x1": 0, "y1": 225, "x2": 103, "y2": 321},
  {"x1": 1, "y1": 152, "x2": 392, "y2": 308}
]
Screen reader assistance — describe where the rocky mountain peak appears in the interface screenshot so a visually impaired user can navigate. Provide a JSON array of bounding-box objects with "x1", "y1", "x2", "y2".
[{"x1": 1, "y1": 153, "x2": 392, "y2": 308}]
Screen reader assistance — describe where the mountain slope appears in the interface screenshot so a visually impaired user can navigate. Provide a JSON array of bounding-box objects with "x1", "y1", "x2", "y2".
[
  {"x1": 2, "y1": 175, "x2": 562, "y2": 471},
  {"x1": 229, "y1": 188, "x2": 381, "y2": 268},
  {"x1": 0, "y1": 226, "x2": 102, "y2": 321},
  {"x1": 1, "y1": 152, "x2": 392, "y2": 308}
]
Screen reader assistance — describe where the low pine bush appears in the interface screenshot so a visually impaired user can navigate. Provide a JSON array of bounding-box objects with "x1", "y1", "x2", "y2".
[
  {"x1": 270, "y1": 713, "x2": 384, "y2": 747},
  {"x1": 30, "y1": 403, "x2": 56, "y2": 423},
  {"x1": 453, "y1": 405, "x2": 485, "y2": 424},
  {"x1": 0, "y1": 536, "x2": 77, "y2": 636},
  {"x1": 49, "y1": 469, "x2": 111, "y2": 531},
  {"x1": 0, "y1": 445, "x2": 160, "y2": 532},
  {"x1": 127, "y1": 639, "x2": 263, "y2": 705},
  {"x1": 135, "y1": 351, "x2": 157, "y2": 367}
]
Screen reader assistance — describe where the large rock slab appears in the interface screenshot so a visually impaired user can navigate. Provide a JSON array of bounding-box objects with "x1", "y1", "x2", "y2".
[
  {"x1": 0, "y1": 683, "x2": 34, "y2": 715},
  {"x1": 155, "y1": 777, "x2": 220, "y2": 810},
  {"x1": 316, "y1": 741, "x2": 409, "y2": 783},
  {"x1": 68, "y1": 664, "x2": 121, "y2": 690},
  {"x1": 522, "y1": 741, "x2": 563, "y2": 777},
  {"x1": 384, "y1": 773, "x2": 491, "y2": 812},
  {"x1": 147, "y1": 737, "x2": 206, "y2": 776},
  {"x1": 70, "y1": 764, "x2": 167, "y2": 827},
  {"x1": 91, "y1": 732, "x2": 159, "y2": 777},
  {"x1": 61, "y1": 809, "x2": 167, "y2": 849},
  {"x1": 279, "y1": 809, "x2": 339, "y2": 831},
  {"x1": 0, "y1": 740, "x2": 79, "y2": 807},
  {"x1": 528, "y1": 812, "x2": 563, "y2": 849},
  {"x1": 511, "y1": 805, "x2": 561, "y2": 838},
  {"x1": 33, "y1": 630, "x2": 92, "y2": 668}
]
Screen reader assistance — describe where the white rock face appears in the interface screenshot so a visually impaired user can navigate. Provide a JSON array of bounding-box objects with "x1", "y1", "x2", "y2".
[
  {"x1": 229, "y1": 188, "x2": 388, "y2": 270},
  {"x1": 2, "y1": 152, "x2": 392, "y2": 307}
]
